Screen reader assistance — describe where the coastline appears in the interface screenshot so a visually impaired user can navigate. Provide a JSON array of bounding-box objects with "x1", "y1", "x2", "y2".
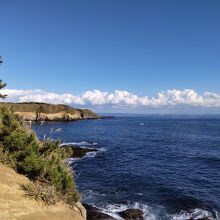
[
  {"x1": 0, "y1": 107, "x2": 87, "y2": 220},
  {"x1": 66, "y1": 144, "x2": 216, "y2": 220},
  {"x1": 1, "y1": 108, "x2": 218, "y2": 220},
  {"x1": 0, "y1": 102, "x2": 101, "y2": 121},
  {"x1": 60, "y1": 144, "x2": 145, "y2": 220},
  {"x1": 56, "y1": 124, "x2": 218, "y2": 220}
]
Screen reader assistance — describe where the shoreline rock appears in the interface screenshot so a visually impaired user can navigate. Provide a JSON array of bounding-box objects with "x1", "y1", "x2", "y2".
[
  {"x1": 118, "y1": 209, "x2": 144, "y2": 220},
  {"x1": 83, "y1": 203, "x2": 116, "y2": 220},
  {"x1": 62, "y1": 145, "x2": 98, "y2": 158}
]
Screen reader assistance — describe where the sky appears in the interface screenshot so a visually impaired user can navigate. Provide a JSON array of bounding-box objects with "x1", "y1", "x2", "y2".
[{"x1": 0, "y1": 0, "x2": 220, "y2": 113}]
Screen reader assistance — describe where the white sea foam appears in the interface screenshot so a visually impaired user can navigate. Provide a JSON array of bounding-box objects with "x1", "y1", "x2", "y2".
[
  {"x1": 84, "y1": 151, "x2": 97, "y2": 158},
  {"x1": 97, "y1": 147, "x2": 106, "y2": 152},
  {"x1": 171, "y1": 208, "x2": 219, "y2": 220},
  {"x1": 64, "y1": 157, "x2": 81, "y2": 164},
  {"x1": 62, "y1": 141, "x2": 106, "y2": 163},
  {"x1": 134, "y1": 192, "x2": 144, "y2": 196},
  {"x1": 65, "y1": 151, "x2": 99, "y2": 163},
  {"x1": 97, "y1": 202, "x2": 163, "y2": 220},
  {"x1": 82, "y1": 147, "x2": 106, "y2": 158},
  {"x1": 89, "y1": 202, "x2": 220, "y2": 220},
  {"x1": 60, "y1": 141, "x2": 98, "y2": 147}
]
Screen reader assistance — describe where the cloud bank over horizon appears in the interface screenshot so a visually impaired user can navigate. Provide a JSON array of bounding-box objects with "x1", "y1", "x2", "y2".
[{"x1": 1, "y1": 88, "x2": 220, "y2": 113}]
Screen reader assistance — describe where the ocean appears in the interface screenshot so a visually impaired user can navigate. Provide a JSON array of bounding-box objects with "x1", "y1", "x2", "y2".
[{"x1": 32, "y1": 115, "x2": 220, "y2": 220}]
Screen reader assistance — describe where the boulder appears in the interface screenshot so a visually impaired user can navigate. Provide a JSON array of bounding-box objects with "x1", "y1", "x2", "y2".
[
  {"x1": 118, "y1": 208, "x2": 144, "y2": 220},
  {"x1": 83, "y1": 203, "x2": 116, "y2": 220},
  {"x1": 187, "y1": 217, "x2": 211, "y2": 220}
]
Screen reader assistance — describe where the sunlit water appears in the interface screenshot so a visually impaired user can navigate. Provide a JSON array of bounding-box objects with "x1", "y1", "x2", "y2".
[{"x1": 33, "y1": 115, "x2": 220, "y2": 219}]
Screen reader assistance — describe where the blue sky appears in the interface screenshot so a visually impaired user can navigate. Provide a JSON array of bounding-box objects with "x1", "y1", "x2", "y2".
[{"x1": 0, "y1": 0, "x2": 220, "y2": 113}]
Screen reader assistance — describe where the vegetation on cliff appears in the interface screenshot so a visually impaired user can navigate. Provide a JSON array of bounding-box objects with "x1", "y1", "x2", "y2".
[
  {"x1": 0, "y1": 107, "x2": 80, "y2": 205},
  {"x1": 0, "y1": 60, "x2": 86, "y2": 218},
  {"x1": 0, "y1": 58, "x2": 84, "y2": 214},
  {"x1": 0, "y1": 102, "x2": 100, "y2": 121}
]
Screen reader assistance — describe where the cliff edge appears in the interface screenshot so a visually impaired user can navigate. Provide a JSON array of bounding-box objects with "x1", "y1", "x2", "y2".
[{"x1": 0, "y1": 163, "x2": 86, "y2": 220}]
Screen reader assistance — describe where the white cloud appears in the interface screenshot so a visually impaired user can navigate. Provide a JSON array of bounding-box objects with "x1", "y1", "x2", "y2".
[{"x1": 1, "y1": 88, "x2": 220, "y2": 108}]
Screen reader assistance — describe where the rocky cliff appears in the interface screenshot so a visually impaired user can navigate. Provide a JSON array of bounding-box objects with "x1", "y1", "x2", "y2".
[{"x1": 0, "y1": 102, "x2": 100, "y2": 121}]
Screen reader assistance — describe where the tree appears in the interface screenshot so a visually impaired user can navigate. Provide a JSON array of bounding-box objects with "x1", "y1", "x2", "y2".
[{"x1": 0, "y1": 56, "x2": 7, "y2": 99}]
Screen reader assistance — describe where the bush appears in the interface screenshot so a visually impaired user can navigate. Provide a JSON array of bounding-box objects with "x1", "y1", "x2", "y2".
[{"x1": 0, "y1": 107, "x2": 80, "y2": 205}]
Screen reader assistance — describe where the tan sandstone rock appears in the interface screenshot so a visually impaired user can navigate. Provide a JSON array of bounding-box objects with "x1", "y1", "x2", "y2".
[{"x1": 0, "y1": 163, "x2": 86, "y2": 220}]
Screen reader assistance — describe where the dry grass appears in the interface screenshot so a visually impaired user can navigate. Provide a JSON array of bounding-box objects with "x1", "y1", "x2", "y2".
[
  {"x1": 21, "y1": 182, "x2": 57, "y2": 205},
  {"x1": 0, "y1": 147, "x2": 16, "y2": 169}
]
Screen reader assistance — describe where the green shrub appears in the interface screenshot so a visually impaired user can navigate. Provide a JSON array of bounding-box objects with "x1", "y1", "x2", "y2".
[{"x1": 0, "y1": 107, "x2": 80, "y2": 205}]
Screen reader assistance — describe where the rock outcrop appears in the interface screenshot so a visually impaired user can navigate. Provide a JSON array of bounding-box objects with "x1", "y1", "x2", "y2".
[
  {"x1": 118, "y1": 208, "x2": 144, "y2": 220},
  {"x1": 0, "y1": 102, "x2": 101, "y2": 121},
  {"x1": 0, "y1": 163, "x2": 86, "y2": 220},
  {"x1": 61, "y1": 145, "x2": 98, "y2": 158},
  {"x1": 83, "y1": 203, "x2": 116, "y2": 220}
]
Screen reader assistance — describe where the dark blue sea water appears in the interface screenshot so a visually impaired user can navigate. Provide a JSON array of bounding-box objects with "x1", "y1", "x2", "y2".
[{"x1": 33, "y1": 115, "x2": 220, "y2": 220}]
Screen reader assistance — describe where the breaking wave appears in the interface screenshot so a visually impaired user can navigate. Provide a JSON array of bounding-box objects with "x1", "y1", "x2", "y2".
[
  {"x1": 95, "y1": 203, "x2": 220, "y2": 220},
  {"x1": 100, "y1": 202, "x2": 162, "y2": 220},
  {"x1": 62, "y1": 141, "x2": 106, "y2": 163},
  {"x1": 170, "y1": 208, "x2": 220, "y2": 220},
  {"x1": 60, "y1": 141, "x2": 98, "y2": 147}
]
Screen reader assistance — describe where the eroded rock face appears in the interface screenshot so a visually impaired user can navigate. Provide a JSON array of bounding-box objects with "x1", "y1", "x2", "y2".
[
  {"x1": 16, "y1": 111, "x2": 83, "y2": 121},
  {"x1": 0, "y1": 103, "x2": 101, "y2": 121},
  {"x1": 83, "y1": 203, "x2": 116, "y2": 220},
  {"x1": 75, "y1": 202, "x2": 87, "y2": 220},
  {"x1": 118, "y1": 208, "x2": 144, "y2": 220}
]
